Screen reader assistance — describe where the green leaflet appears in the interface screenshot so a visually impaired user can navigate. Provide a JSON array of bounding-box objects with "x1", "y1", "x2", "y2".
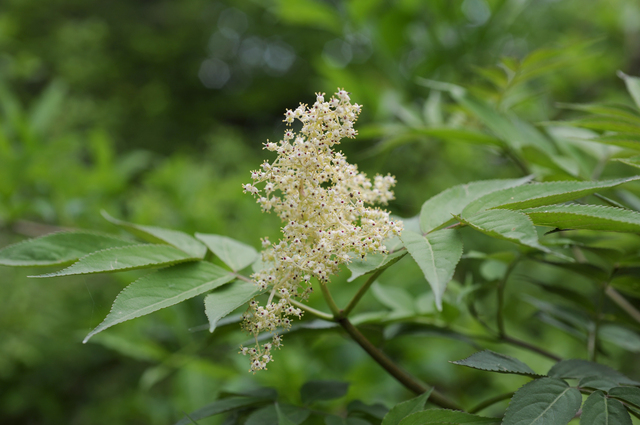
[
  {"x1": 548, "y1": 359, "x2": 640, "y2": 386},
  {"x1": 83, "y1": 261, "x2": 234, "y2": 343},
  {"x1": 523, "y1": 204, "x2": 640, "y2": 233},
  {"x1": 324, "y1": 415, "x2": 371, "y2": 425},
  {"x1": 102, "y1": 211, "x2": 207, "y2": 258},
  {"x1": 609, "y1": 386, "x2": 640, "y2": 410},
  {"x1": 204, "y1": 280, "x2": 260, "y2": 332},
  {"x1": 451, "y1": 350, "x2": 542, "y2": 377},
  {"x1": 400, "y1": 229, "x2": 463, "y2": 311},
  {"x1": 502, "y1": 378, "x2": 581, "y2": 425},
  {"x1": 619, "y1": 71, "x2": 640, "y2": 110},
  {"x1": 245, "y1": 404, "x2": 310, "y2": 425},
  {"x1": 174, "y1": 396, "x2": 272, "y2": 425},
  {"x1": 615, "y1": 156, "x2": 640, "y2": 169},
  {"x1": 419, "y1": 176, "x2": 532, "y2": 233},
  {"x1": 598, "y1": 324, "x2": 640, "y2": 352},
  {"x1": 300, "y1": 381, "x2": 349, "y2": 405},
  {"x1": 0, "y1": 231, "x2": 135, "y2": 267},
  {"x1": 580, "y1": 391, "x2": 632, "y2": 425},
  {"x1": 461, "y1": 177, "x2": 640, "y2": 216},
  {"x1": 587, "y1": 134, "x2": 640, "y2": 150},
  {"x1": 398, "y1": 409, "x2": 500, "y2": 425},
  {"x1": 457, "y1": 210, "x2": 560, "y2": 258},
  {"x1": 382, "y1": 390, "x2": 432, "y2": 425},
  {"x1": 32, "y1": 244, "x2": 198, "y2": 277},
  {"x1": 347, "y1": 251, "x2": 406, "y2": 282},
  {"x1": 195, "y1": 233, "x2": 258, "y2": 272},
  {"x1": 578, "y1": 376, "x2": 620, "y2": 392},
  {"x1": 371, "y1": 282, "x2": 416, "y2": 314}
]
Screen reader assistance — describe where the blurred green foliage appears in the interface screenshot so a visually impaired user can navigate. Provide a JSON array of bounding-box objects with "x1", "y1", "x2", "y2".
[{"x1": 2, "y1": 0, "x2": 640, "y2": 423}]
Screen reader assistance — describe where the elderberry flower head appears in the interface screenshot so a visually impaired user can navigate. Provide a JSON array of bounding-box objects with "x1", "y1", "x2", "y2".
[{"x1": 241, "y1": 88, "x2": 403, "y2": 372}]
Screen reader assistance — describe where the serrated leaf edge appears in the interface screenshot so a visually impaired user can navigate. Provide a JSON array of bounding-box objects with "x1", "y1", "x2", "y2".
[{"x1": 29, "y1": 243, "x2": 196, "y2": 278}]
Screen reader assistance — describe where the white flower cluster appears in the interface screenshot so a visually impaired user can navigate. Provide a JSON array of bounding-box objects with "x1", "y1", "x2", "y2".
[{"x1": 241, "y1": 89, "x2": 403, "y2": 372}]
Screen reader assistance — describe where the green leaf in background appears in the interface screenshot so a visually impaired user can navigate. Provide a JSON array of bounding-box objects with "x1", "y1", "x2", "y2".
[
  {"x1": 609, "y1": 386, "x2": 640, "y2": 409},
  {"x1": 204, "y1": 280, "x2": 260, "y2": 332},
  {"x1": 580, "y1": 390, "x2": 632, "y2": 425},
  {"x1": 245, "y1": 404, "x2": 310, "y2": 425},
  {"x1": 102, "y1": 211, "x2": 207, "y2": 258},
  {"x1": 381, "y1": 389, "x2": 432, "y2": 425},
  {"x1": 324, "y1": 415, "x2": 372, "y2": 425},
  {"x1": 462, "y1": 177, "x2": 640, "y2": 216},
  {"x1": 502, "y1": 378, "x2": 581, "y2": 425},
  {"x1": 32, "y1": 244, "x2": 198, "y2": 277},
  {"x1": 558, "y1": 103, "x2": 640, "y2": 124},
  {"x1": 400, "y1": 229, "x2": 463, "y2": 311},
  {"x1": 598, "y1": 324, "x2": 640, "y2": 352},
  {"x1": 618, "y1": 71, "x2": 640, "y2": 110},
  {"x1": 275, "y1": 403, "x2": 297, "y2": 425},
  {"x1": 174, "y1": 396, "x2": 272, "y2": 425},
  {"x1": 451, "y1": 350, "x2": 542, "y2": 377},
  {"x1": 195, "y1": 233, "x2": 258, "y2": 272},
  {"x1": 371, "y1": 282, "x2": 416, "y2": 314},
  {"x1": 548, "y1": 359, "x2": 640, "y2": 386},
  {"x1": 83, "y1": 261, "x2": 234, "y2": 342},
  {"x1": 347, "y1": 400, "x2": 388, "y2": 420},
  {"x1": 523, "y1": 204, "x2": 640, "y2": 233},
  {"x1": 587, "y1": 134, "x2": 640, "y2": 150},
  {"x1": 398, "y1": 409, "x2": 500, "y2": 425},
  {"x1": 419, "y1": 176, "x2": 533, "y2": 233},
  {"x1": 615, "y1": 156, "x2": 640, "y2": 169},
  {"x1": 578, "y1": 376, "x2": 620, "y2": 392},
  {"x1": 457, "y1": 210, "x2": 561, "y2": 258},
  {"x1": 347, "y1": 251, "x2": 406, "y2": 282},
  {"x1": 0, "y1": 231, "x2": 135, "y2": 267},
  {"x1": 300, "y1": 381, "x2": 349, "y2": 406}
]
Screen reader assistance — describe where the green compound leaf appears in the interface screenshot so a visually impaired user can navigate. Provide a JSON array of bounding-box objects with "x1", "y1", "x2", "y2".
[
  {"x1": 461, "y1": 177, "x2": 640, "y2": 216},
  {"x1": 419, "y1": 176, "x2": 533, "y2": 233},
  {"x1": 609, "y1": 386, "x2": 640, "y2": 409},
  {"x1": 32, "y1": 244, "x2": 199, "y2": 277},
  {"x1": 451, "y1": 350, "x2": 542, "y2": 377},
  {"x1": 347, "y1": 251, "x2": 406, "y2": 282},
  {"x1": 580, "y1": 390, "x2": 632, "y2": 425},
  {"x1": 0, "y1": 231, "x2": 135, "y2": 267},
  {"x1": 83, "y1": 261, "x2": 235, "y2": 343},
  {"x1": 548, "y1": 359, "x2": 640, "y2": 386},
  {"x1": 398, "y1": 409, "x2": 500, "y2": 425},
  {"x1": 382, "y1": 389, "x2": 432, "y2": 425},
  {"x1": 174, "y1": 396, "x2": 271, "y2": 425},
  {"x1": 204, "y1": 280, "x2": 260, "y2": 332},
  {"x1": 102, "y1": 211, "x2": 207, "y2": 258},
  {"x1": 502, "y1": 378, "x2": 581, "y2": 425},
  {"x1": 457, "y1": 210, "x2": 562, "y2": 259},
  {"x1": 400, "y1": 229, "x2": 463, "y2": 311},
  {"x1": 195, "y1": 233, "x2": 258, "y2": 272},
  {"x1": 523, "y1": 204, "x2": 640, "y2": 233},
  {"x1": 300, "y1": 381, "x2": 349, "y2": 406}
]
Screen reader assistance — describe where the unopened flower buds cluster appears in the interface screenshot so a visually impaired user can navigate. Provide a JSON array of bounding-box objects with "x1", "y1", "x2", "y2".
[{"x1": 242, "y1": 89, "x2": 402, "y2": 372}]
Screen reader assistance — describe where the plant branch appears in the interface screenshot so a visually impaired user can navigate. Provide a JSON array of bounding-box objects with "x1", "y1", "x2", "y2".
[
  {"x1": 605, "y1": 286, "x2": 640, "y2": 324},
  {"x1": 500, "y1": 335, "x2": 562, "y2": 362},
  {"x1": 337, "y1": 317, "x2": 462, "y2": 411},
  {"x1": 319, "y1": 281, "x2": 342, "y2": 318},
  {"x1": 469, "y1": 391, "x2": 514, "y2": 414},
  {"x1": 288, "y1": 298, "x2": 335, "y2": 321},
  {"x1": 589, "y1": 281, "x2": 606, "y2": 362}
]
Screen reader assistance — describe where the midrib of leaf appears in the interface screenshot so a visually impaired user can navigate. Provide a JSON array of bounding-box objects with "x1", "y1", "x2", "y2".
[
  {"x1": 424, "y1": 237, "x2": 439, "y2": 288},
  {"x1": 530, "y1": 387, "x2": 571, "y2": 425}
]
